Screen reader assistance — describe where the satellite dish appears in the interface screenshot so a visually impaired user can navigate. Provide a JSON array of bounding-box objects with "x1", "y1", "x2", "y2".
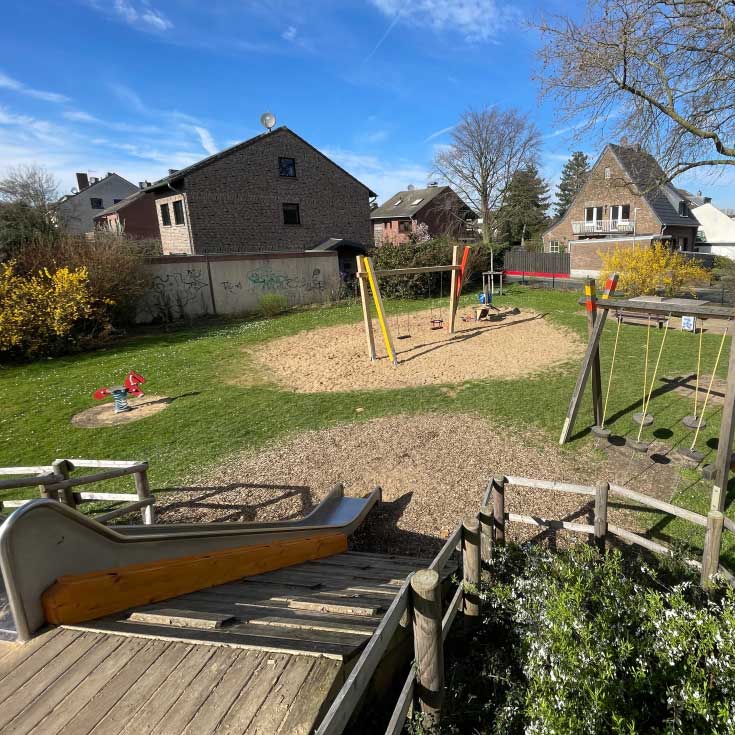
[{"x1": 260, "y1": 112, "x2": 276, "y2": 132}]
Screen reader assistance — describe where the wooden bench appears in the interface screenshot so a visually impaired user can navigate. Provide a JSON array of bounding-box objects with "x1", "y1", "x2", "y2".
[{"x1": 616, "y1": 310, "x2": 668, "y2": 329}]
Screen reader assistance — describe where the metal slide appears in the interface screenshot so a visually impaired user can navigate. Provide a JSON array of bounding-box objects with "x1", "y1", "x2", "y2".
[{"x1": 0, "y1": 484, "x2": 381, "y2": 642}]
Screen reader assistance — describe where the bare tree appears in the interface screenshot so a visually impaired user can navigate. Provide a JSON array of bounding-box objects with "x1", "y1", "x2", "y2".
[
  {"x1": 0, "y1": 164, "x2": 59, "y2": 214},
  {"x1": 535, "y1": 0, "x2": 735, "y2": 181},
  {"x1": 433, "y1": 107, "x2": 540, "y2": 244}
]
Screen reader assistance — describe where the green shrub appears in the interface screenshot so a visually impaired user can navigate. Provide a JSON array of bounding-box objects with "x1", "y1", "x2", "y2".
[
  {"x1": 429, "y1": 543, "x2": 735, "y2": 735},
  {"x1": 258, "y1": 292, "x2": 289, "y2": 317}
]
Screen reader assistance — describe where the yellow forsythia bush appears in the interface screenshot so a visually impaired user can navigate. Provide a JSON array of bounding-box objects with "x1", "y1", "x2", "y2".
[
  {"x1": 599, "y1": 241, "x2": 709, "y2": 297},
  {"x1": 0, "y1": 261, "x2": 95, "y2": 358}
]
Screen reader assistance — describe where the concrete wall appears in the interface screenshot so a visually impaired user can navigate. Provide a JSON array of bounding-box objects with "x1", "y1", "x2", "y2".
[{"x1": 137, "y1": 251, "x2": 340, "y2": 323}]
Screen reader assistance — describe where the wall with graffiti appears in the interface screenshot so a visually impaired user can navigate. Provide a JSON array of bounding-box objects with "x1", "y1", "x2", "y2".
[{"x1": 137, "y1": 252, "x2": 340, "y2": 322}]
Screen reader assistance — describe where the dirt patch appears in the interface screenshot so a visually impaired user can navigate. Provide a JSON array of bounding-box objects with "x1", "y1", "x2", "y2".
[
  {"x1": 249, "y1": 308, "x2": 583, "y2": 393},
  {"x1": 156, "y1": 414, "x2": 680, "y2": 557},
  {"x1": 71, "y1": 395, "x2": 172, "y2": 428}
]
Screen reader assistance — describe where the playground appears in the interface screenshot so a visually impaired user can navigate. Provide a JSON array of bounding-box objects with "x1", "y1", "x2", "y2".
[{"x1": 253, "y1": 307, "x2": 583, "y2": 392}]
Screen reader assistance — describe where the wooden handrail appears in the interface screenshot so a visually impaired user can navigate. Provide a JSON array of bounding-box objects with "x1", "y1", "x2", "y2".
[{"x1": 609, "y1": 484, "x2": 708, "y2": 527}]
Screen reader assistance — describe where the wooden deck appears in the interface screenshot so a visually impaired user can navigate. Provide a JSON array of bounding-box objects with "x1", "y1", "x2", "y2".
[{"x1": 0, "y1": 551, "x2": 442, "y2": 734}]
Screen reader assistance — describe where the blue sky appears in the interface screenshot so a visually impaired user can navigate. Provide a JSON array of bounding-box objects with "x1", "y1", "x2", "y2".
[{"x1": 2, "y1": 0, "x2": 733, "y2": 207}]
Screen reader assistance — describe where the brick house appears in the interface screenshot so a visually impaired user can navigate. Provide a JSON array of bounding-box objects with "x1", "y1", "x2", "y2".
[
  {"x1": 543, "y1": 143, "x2": 700, "y2": 277},
  {"x1": 57, "y1": 173, "x2": 139, "y2": 235},
  {"x1": 93, "y1": 190, "x2": 159, "y2": 240},
  {"x1": 145, "y1": 127, "x2": 375, "y2": 256},
  {"x1": 370, "y1": 185, "x2": 476, "y2": 245}
]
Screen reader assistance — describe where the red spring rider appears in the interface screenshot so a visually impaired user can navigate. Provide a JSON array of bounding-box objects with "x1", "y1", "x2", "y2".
[{"x1": 93, "y1": 371, "x2": 146, "y2": 413}]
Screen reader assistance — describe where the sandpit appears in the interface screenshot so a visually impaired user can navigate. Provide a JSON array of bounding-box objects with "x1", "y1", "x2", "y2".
[
  {"x1": 249, "y1": 308, "x2": 584, "y2": 393},
  {"x1": 71, "y1": 395, "x2": 172, "y2": 428},
  {"x1": 157, "y1": 414, "x2": 678, "y2": 557}
]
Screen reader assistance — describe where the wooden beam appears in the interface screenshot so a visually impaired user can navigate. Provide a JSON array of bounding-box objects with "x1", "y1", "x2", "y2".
[
  {"x1": 41, "y1": 533, "x2": 348, "y2": 625},
  {"x1": 701, "y1": 511, "x2": 724, "y2": 588},
  {"x1": 356, "y1": 256, "x2": 377, "y2": 361},
  {"x1": 363, "y1": 256, "x2": 398, "y2": 365},
  {"x1": 357, "y1": 265, "x2": 461, "y2": 277},
  {"x1": 585, "y1": 279, "x2": 603, "y2": 426},
  {"x1": 462, "y1": 518, "x2": 481, "y2": 628},
  {"x1": 447, "y1": 245, "x2": 460, "y2": 335},
  {"x1": 713, "y1": 322, "x2": 735, "y2": 512},
  {"x1": 597, "y1": 298, "x2": 734, "y2": 320}
]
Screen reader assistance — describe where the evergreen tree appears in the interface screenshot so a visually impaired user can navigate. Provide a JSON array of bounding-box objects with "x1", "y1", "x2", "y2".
[
  {"x1": 496, "y1": 164, "x2": 550, "y2": 248},
  {"x1": 554, "y1": 151, "x2": 590, "y2": 218}
]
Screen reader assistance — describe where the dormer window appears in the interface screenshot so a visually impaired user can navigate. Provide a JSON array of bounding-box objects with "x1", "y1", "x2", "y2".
[
  {"x1": 678, "y1": 201, "x2": 689, "y2": 217},
  {"x1": 393, "y1": 198, "x2": 402, "y2": 206}
]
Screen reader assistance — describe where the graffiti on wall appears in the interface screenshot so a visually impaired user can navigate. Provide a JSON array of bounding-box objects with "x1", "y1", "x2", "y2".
[
  {"x1": 245, "y1": 265, "x2": 325, "y2": 294},
  {"x1": 139, "y1": 268, "x2": 210, "y2": 322}
]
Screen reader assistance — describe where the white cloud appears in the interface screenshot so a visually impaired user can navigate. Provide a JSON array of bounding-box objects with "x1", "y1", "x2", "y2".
[
  {"x1": 110, "y1": 83, "x2": 147, "y2": 114},
  {"x1": 360, "y1": 129, "x2": 390, "y2": 144},
  {"x1": 91, "y1": 0, "x2": 172, "y2": 32},
  {"x1": 63, "y1": 110, "x2": 99, "y2": 123},
  {"x1": 193, "y1": 126, "x2": 218, "y2": 155},
  {"x1": 0, "y1": 71, "x2": 69, "y2": 104},
  {"x1": 282, "y1": 25, "x2": 297, "y2": 42},
  {"x1": 369, "y1": 0, "x2": 518, "y2": 42},
  {"x1": 424, "y1": 124, "x2": 455, "y2": 143}
]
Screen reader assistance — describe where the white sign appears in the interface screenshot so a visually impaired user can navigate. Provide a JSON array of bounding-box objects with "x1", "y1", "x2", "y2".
[{"x1": 682, "y1": 316, "x2": 695, "y2": 332}]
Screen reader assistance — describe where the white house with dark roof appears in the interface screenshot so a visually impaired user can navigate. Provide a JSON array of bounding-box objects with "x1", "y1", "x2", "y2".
[
  {"x1": 57, "y1": 173, "x2": 139, "y2": 235},
  {"x1": 693, "y1": 202, "x2": 735, "y2": 258}
]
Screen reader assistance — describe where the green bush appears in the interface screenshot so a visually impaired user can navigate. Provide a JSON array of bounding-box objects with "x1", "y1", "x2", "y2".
[
  {"x1": 427, "y1": 544, "x2": 735, "y2": 735},
  {"x1": 258, "y1": 292, "x2": 289, "y2": 317},
  {"x1": 371, "y1": 238, "x2": 492, "y2": 299}
]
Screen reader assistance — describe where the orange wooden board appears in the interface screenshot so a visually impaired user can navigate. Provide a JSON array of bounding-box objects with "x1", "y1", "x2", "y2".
[{"x1": 42, "y1": 533, "x2": 348, "y2": 625}]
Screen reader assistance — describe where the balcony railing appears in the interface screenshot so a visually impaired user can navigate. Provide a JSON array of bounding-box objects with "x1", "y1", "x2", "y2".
[{"x1": 571, "y1": 219, "x2": 635, "y2": 235}]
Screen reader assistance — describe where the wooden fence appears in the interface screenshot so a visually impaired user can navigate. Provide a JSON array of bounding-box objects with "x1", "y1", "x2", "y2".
[
  {"x1": 503, "y1": 250, "x2": 571, "y2": 278},
  {"x1": 0, "y1": 459, "x2": 155, "y2": 525},
  {"x1": 316, "y1": 474, "x2": 735, "y2": 734}
]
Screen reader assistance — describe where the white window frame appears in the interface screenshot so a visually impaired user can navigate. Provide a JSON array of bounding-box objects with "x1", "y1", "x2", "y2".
[{"x1": 549, "y1": 240, "x2": 561, "y2": 253}]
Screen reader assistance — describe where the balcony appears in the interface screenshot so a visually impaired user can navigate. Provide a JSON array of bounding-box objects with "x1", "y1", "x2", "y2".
[{"x1": 571, "y1": 219, "x2": 635, "y2": 236}]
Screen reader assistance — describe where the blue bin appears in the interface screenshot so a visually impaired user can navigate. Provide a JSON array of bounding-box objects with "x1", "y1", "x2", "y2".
[{"x1": 478, "y1": 292, "x2": 492, "y2": 305}]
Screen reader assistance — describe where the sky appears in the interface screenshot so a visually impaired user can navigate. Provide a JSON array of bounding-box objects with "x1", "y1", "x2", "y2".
[{"x1": 1, "y1": 0, "x2": 733, "y2": 208}]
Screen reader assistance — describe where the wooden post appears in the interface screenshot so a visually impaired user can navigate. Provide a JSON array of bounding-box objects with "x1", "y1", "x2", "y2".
[
  {"x1": 134, "y1": 467, "x2": 155, "y2": 525},
  {"x1": 364, "y1": 256, "x2": 398, "y2": 365},
  {"x1": 356, "y1": 256, "x2": 377, "y2": 361},
  {"x1": 462, "y1": 518, "x2": 481, "y2": 628},
  {"x1": 593, "y1": 481, "x2": 609, "y2": 552},
  {"x1": 447, "y1": 245, "x2": 460, "y2": 335},
  {"x1": 701, "y1": 510, "x2": 724, "y2": 588},
  {"x1": 410, "y1": 569, "x2": 444, "y2": 724},
  {"x1": 493, "y1": 475, "x2": 506, "y2": 545},
  {"x1": 712, "y1": 322, "x2": 735, "y2": 512},
  {"x1": 585, "y1": 279, "x2": 603, "y2": 427},
  {"x1": 52, "y1": 459, "x2": 75, "y2": 509},
  {"x1": 480, "y1": 503, "x2": 493, "y2": 563}
]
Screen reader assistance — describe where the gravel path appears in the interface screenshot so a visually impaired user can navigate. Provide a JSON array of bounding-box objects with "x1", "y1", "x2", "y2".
[
  {"x1": 250, "y1": 308, "x2": 584, "y2": 393},
  {"x1": 156, "y1": 414, "x2": 679, "y2": 558}
]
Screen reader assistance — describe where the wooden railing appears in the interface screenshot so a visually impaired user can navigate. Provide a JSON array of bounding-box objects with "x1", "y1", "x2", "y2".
[
  {"x1": 317, "y1": 475, "x2": 735, "y2": 734},
  {"x1": 0, "y1": 459, "x2": 155, "y2": 525}
]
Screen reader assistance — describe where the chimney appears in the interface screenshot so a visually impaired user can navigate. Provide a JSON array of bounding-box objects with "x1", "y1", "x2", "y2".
[
  {"x1": 704, "y1": 196, "x2": 712, "y2": 204},
  {"x1": 428, "y1": 181, "x2": 438, "y2": 187},
  {"x1": 76, "y1": 172, "x2": 89, "y2": 191},
  {"x1": 106, "y1": 172, "x2": 113, "y2": 177},
  {"x1": 168, "y1": 169, "x2": 179, "y2": 176},
  {"x1": 407, "y1": 184, "x2": 415, "y2": 190}
]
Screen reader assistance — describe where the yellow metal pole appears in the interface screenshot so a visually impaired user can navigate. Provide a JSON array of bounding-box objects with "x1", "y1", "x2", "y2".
[
  {"x1": 364, "y1": 256, "x2": 397, "y2": 365},
  {"x1": 356, "y1": 256, "x2": 377, "y2": 360}
]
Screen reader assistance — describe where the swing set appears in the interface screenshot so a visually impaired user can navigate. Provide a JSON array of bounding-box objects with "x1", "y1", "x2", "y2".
[
  {"x1": 356, "y1": 245, "x2": 471, "y2": 366},
  {"x1": 560, "y1": 274, "x2": 735, "y2": 513}
]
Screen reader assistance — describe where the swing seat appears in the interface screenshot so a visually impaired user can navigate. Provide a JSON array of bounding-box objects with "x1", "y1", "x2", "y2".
[
  {"x1": 675, "y1": 447, "x2": 704, "y2": 465},
  {"x1": 591, "y1": 425, "x2": 611, "y2": 439},
  {"x1": 632, "y1": 412, "x2": 654, "y2": 427},
  {"x1": 626, "y1": 438, "x2": 650, "y2": 453},
  {"x1": 430, "y1": 318, "x2": 444, "y2": 330},
  {"x1": 682, "y1": 415, "x2": 705, "y2": 430}
]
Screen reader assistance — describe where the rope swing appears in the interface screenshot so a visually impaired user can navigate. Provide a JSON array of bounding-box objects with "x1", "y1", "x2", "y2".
[
  {"x1": 628, "y1": 314, "x2": 672, "y2": 452},
  {"x1": 683, "y1": 319, "x2": 704, "y2": 429}
]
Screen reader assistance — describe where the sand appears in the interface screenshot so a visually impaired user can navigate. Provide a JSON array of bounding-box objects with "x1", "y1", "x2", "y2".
[
  {"x1": 249, "y1": 308, "x2": 584, "y2": 393},
  {"x1": 71, "y1": 395, "x2": 172, "y2": 428}
]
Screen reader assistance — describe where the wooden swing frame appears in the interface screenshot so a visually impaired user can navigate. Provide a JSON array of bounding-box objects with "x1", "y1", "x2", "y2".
[
  {"x1": 560, "y1": 274, "x2": 735, "y2": 514},
  {"x1": 356, "y1": 245, "x2": 471, "y2": 366}
]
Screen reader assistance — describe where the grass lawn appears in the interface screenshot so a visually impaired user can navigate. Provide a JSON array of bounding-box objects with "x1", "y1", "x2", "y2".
[{"x1": 1, "y1": 285, "x2": 733, "y2": 565}]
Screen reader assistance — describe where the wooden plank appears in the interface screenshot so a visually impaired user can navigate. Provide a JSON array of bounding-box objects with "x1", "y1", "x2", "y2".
[
  {"x1": 94, "y1": 498, "x2": 153, "y2": 524},
  {"x1": 247, "y1": 567, "x2": 403, "y2": 591},
  {"x1": 0, "y1": 473, "x2": 56, "y2": 490},
  {"x1": 112, "y1": 644, "x2": 215, "y2": 735},
  {"x1": 505, "y1": 476, "x2": 596, "y2": 496},
  {"x1": 506, "y1": 513, "x2": 595, "y2": 534},
  {"x1": 286, "y1": 597, "x2": 382, "y2": 617},
  {"x1": 441, "y1": 585, "x2": 463, "y2": 643},
  {"x1": 448, "y1": 244, "x2": 459, "y2": 335},
  {"x1": 277, "y1": 658, "x2": 343, "y2": 735},
  {"x1": 307, "y1": 551, "x2": 429, "y2": 569},
  {"x1": 62, "y1": 459, "x2": 143, "y2": 469},
  {"x1": 128, "y1": 609, "x2": 235, "y2": 630},
  {"x1": 364, "y1": 256, "x2": 397, "y2": 365},
  {"x1": 4, "y1": 634, "x2": 124, "y2": 734},
  {"x1": 585, "y1": 278, "x2": 603, "y2": 426},
  {"x1": 0, "y1": 632, "x2": 102, "y2": 730},
  {"x1": 597, "y1": 298, "x2": 734, "y2": 319},
  {"x1": 608, "y1": 525, "x2": 678, "y2": 557},
  {"x1": 314, "y1": 577, "x2": 411, "y2": 735},
  {"x1": 356, "y1": 255, "x2": 377, "y2": 361},
  {"x1": 181, "y1": 650, "x2": 265, "y2": 735},
  {"x1": 43, "y1": 533, "x2": 348, "y2": 625},
  {"x1": 77, "y1": 493, "x2": 139, "y2": 502},
  {"x1": 48, "y1": 464, "x2": 148, "y2": 490},
  {"x1": 0, "y1": 466, "x2": 53, "y2": 475},
  {"x1": 384, "y1": 665, "x2": 415, "y2": 735},
  {"x1": 213, "y1": 653, "x2": 291, "y2": 733},
  {"x1": 609, "y1": 484, "x2": 708, "y2": 527},
  {"x1": 244, "y1": 655, "x2": 316, "y2": 734},
  {"x1": 428, "y1": 525, "x2": 461, "y2": 574},
  {"x1": 248, "y1": 614, "x2": 377, "y2": 636},
  {"x1": 369, "y1": 265, "x2": 460, "y2": 276},
  {"x1": 36, "y1": 637, "x2": 148, "y2": 735},
  {"x1": 713, "y1": 323, "x2": 735, "y2": 512},
  {"x1": 701, "y1": 511, "x2": 725, "y2": 587}
]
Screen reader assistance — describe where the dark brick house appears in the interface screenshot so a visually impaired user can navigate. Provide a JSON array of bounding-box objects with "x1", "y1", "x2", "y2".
[
  {"x1": 146, "y1": 127, "x2": 376, "y2": 256},
  {"x1": 370, "y1": 185, "x2": 476, "y2": 245},
  {"x1": 93, "y1": 190, "x2": 159, "y2": 240},
  {"x1": 543, "y1": 143, "x2": 700, "y2": 277}
]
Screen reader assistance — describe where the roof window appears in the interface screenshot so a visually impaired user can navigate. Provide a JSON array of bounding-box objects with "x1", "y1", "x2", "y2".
[{"x1": 411, "y1": 198, "x2": 423, "y2": 205}]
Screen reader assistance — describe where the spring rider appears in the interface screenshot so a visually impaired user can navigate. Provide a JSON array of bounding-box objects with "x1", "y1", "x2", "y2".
[{"x1": 93, "y1": 371, "x2": 146, "y2": 413}]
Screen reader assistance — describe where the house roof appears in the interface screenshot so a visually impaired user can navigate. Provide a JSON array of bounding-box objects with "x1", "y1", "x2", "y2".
[
  {"x1": 608, "y1": 144, "x2": 700, "y2": 227},
  {"x1": 93, "y1": 190, "x2": 146, "y2": 219},
  {"x1": 145, "y1": 127, "x2": 377, "y2": 197},
  {"x1": 370, "y1": 186, "x2": 452, "y2": 219},
  {"x1": 309, "y1": 237, "x2": 368, "y2": 253},
  {"x1": 57, "y1": 173, "x2": 138, "y2": 203},
  {"x1": 692, "y1": 202, "x2": 735, "y2": 244}
]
